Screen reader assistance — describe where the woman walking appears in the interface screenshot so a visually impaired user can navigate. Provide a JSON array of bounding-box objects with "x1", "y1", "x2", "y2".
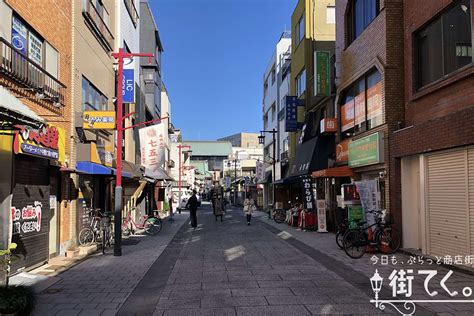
[
  {"x1": 214, "y1": 197, "x2": 224, "y2": 222},
  {"x1": 243, "y1": 194, "x2": 256, "y2": 225}
]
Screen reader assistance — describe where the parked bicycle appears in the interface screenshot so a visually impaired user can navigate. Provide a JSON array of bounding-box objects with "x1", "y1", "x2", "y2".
[
  {"x1": 343, "y1": 210, "x2": 401, "y2": 259},
  {"x1": 335, "y1": 218, "x2": 349, "y2": 249},
  {"x1": 122, "y1": 208, "x2": 162, "y2": 236},
  {"x1": 78, "y1": 208, "x2": 104, "y2": 246},
  {"x1": 100, "y1": 212, "x2": 113, "y2": 254}
]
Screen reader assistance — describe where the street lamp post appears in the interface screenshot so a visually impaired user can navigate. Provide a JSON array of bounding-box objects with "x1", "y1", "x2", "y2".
[
  {"x1": 258, "y1": 128, "x2": 277, "y2": 218},
  {"x1": 177, "y1": 144, "x2": 191, "y2": 214},
  {"x1": 234, "y1": 158, "x2": 238, "y2": 205}
]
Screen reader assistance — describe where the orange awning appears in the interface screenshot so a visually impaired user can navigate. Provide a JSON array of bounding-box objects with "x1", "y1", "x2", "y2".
[{"x1": 311, "y1": 166, "x2": 354, "y2": 178}]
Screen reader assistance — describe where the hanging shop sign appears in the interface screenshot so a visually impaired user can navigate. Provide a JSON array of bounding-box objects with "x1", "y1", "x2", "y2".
[
  {"x1": 301, "y1": 177, "x2": 314, "y2": 210},
  {"x1": 123, "y1": 58, "x2": 135, "y2": 103},
  {"x1": 348, "y1": 132, "x2": 383, "y2": 167},
  {"x1": 11, "y1": 201, "x2": 43, "y2": 235},
  {"x1": 286, "y1": 96, "x2": 298, "y2": 132},
  {"x1": 256, "y1": 161, "x2": 265, "y2": 181},
  {"x1": 82, "y1": 111, "x2": 116, "y2": 129},
  {"x1": 336, "y1": 139, "x2": 351, "y2": 164},
  {"x1": 314, "y1": 51, "x2": 331, "y2": 96},
  {"x1": 139, "y1": 123, "x2": 166, "y2": 171},
  {"x1": 13, "y1": 124, "x2": 65, "y2": 163},
  {"x1": 320, "y1": 118, "x2": 337, "y2": 134},
  {"x1": 225, "y1": 177, "x2": 231, "y2": 189},
  {"x1": 316, "y1": 200, "x2": 328, "y2": 233}
]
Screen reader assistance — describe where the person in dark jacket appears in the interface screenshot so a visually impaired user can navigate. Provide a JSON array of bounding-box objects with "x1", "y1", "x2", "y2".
[{"x1": 186, "y1": 190, "x2": 199, "y2": 229}]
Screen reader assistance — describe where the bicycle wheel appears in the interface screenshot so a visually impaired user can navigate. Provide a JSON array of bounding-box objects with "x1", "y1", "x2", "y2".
[
  {"x1": 122, "y1": 219, "x2": 131, "y2": 236},
  {"x1": 379, "y1": 227, "x2": 401, "y2": 254},
  {"x1": 144, "y1": 217, "x2": 162, "y2": 235},
  {"x1": 78, "y1": 228, "x2": 94, "y2": 246},
  {"x1": 336, "y1": 230, "x2": 345, "y2": 249},
  {"x1": 343, "y1": 229, "x2": 368, "y2": 259},
  {"x1": 273, "y1": 211, "x2": 285, "y2": 224},
  {"x1": 101, "y1": 228, "x2": 107, "y2": 254}
]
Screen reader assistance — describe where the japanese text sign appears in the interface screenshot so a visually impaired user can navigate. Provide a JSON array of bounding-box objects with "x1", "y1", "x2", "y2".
[
  {"x1": 139, "y1": 124, "x2": 166, "y2": 171},
  {"x1": 122, "y1": 58, "x2": 135, "y2": 103},
  {"x1": 13, "y1": 124, "x2": 65, "y2": 163},
  {"x1": 314, "y1": 51, "x2": 331, "y2": 96}
]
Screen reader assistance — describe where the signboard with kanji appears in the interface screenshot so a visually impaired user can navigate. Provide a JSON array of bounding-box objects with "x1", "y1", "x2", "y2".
[
  {"x1": 314, "y1": 51, "x2": 331, "y2": 96},
  {"x1": 139, "y1": 123, "x2": 166, "y2": 171},
  {"x1": 13, "y1": 124, "x2": 66, "y2": 163},
  {"x1": 285, "y1": 96, "x2": 298, "y2": 132},
  {"x1": 301, "y1": 177, "x2": 314, "y2": 210}
]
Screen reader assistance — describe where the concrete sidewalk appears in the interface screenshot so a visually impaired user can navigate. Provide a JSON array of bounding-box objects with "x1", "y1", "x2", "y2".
[
  {"x1": 32, "y1": 212, "x2": 189, "y2": 316},
  {"x1": 254, "y1": 211, "x2": 474, "y2": 315}
]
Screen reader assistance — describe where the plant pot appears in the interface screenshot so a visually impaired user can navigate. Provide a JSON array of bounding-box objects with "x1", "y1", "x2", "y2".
[
  {"x1": 0, "y1": 285, "x2": 35, "y2": 316},
  {"x1": 65, "y1": 250, "x2": 79, "y2": 258}
]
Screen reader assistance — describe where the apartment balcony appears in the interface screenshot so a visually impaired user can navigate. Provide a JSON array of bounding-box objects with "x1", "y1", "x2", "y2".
[
  {"x1": 82, "y1": 0, "x2": 114, "y2": 52},
  {"x1": 0, "y1": 37, "x2": 65, "y2": 105}
]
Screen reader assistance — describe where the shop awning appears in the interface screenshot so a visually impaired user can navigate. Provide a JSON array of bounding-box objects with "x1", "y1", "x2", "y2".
[
  {"x1": 289, "y1": 135, "x2": 335, "y2": 178},
  {"x1": 0, "y1": 87, "x2": 44, "y2": 126},
  {"x1": 122, "y1": 160, "x2": 144, "y2": 179},
  {"x1": 273, "y1": 175, "x2": 301, "y2": 185},
  {"x1": 76, "y1": 161, "x2": 114, "y2": 175},
  {"x1": 312, "y1": 166, "x2": 354, "y2": 178},
  {"x1": 144, "y1": 167, "x2": 173, "y2": 180}
]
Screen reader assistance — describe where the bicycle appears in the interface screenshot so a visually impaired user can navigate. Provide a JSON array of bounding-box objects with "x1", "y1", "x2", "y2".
[
  {"x1": 100, "y1": 212, "x2": 113, "y2": 254},
  {"x1": 78, "y1": 208, "x2": 104, "y2": 246},
  {"x1": 343, "y1": 210, "x2": 401, "y2": 259},
  {"x1": 122, "y1": 208, "x2": 162, "y2": 236},
  {"x1": 335, "y1": 218, "x2": 349, "y2": 249},
  {"x1": 272, "y1": 208, "x2": 286, "y2": 223}
]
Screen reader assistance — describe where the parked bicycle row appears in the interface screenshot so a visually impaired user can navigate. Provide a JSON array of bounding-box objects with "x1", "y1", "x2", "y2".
[
  {"x1": 78, "y1": 206, "x2": 163, "y2": 254},
  {"x1": 270, "y1": 202, "x2": 401, "y2": 259}
]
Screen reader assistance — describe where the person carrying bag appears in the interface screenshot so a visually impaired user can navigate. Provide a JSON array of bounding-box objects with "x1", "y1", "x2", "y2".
[{"x1": 243, "y1": 194, "x2": 256, "y2": 226}]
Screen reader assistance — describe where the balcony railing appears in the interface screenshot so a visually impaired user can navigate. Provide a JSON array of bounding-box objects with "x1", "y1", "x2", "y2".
[
  {"x1": 82, "y1": 0, "x2": 114, "y2": 52},
  {"x1": 0, "y1": 37, "x2": 65, "y2": 105}
]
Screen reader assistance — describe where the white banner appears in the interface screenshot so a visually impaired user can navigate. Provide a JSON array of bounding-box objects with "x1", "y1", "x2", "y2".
[
  {"x1": 139, "y1": 124, "x2": 166, "y2": 171},
  {"x1": 355, "y1": 179, "x2": 380, "y2": 226},
  {"x1": 256, "y1": 161, "x2": 265, "y2": 181},
  {"x1": 225, "y1": 177, "x2": 231, "y2": 189}
]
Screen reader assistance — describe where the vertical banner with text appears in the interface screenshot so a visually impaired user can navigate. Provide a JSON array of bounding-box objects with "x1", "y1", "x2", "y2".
[
  {"x1": 139, "y1": 124, "x2": 166, "y2": 172},
  {"x1": 123, "y1": 57, "x2": 135, "y2": 103}
]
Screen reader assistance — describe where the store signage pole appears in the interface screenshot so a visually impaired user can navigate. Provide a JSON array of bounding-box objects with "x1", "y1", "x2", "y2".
[{"x1": 112, "y1": 48, "x2": 153, "y2": 257}]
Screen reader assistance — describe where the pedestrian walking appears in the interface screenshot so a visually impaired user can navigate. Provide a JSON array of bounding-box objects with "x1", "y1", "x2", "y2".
[
  {"x1": 186, "y1": 190, "x2": 199, "y2": 229},
  {"x1": 214, "y1": 197, "x2": 224, "y2": 222},
  {"x1": 243, "y1": 194, "x2": 256, "y2": 225}
]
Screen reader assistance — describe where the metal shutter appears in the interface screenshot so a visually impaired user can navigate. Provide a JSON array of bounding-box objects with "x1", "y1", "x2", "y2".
[
  {"x1": 468, "y1": 149, "x2": 474, "y2": 261},
  {"x1": 426, "y1": 149, "x2": 468, "y2": 258}
]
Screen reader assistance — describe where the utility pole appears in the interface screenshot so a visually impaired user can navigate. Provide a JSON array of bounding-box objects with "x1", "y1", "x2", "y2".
[
  {"x1": 234, "y1": 158, "x2": 237, "y2": 205},
  {"x1": 111, "y1": 48, "x2": 155, "y2": 257},
  {"x1": 258, "y1": 128, "x2": 277, "y2": 218},
  {"x1": 177, "y1": 144, "x2": 191, "y2": 214}
]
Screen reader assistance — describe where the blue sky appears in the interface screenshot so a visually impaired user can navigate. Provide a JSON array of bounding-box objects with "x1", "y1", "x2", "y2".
[{"x1": 150, "y1": 0, "x2": 296, "y2": 141}]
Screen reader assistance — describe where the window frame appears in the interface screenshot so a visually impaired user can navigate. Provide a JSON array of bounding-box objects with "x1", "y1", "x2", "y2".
[
  {"x1": 296, "y1": 68, "x2": 306, "y2": 97},
  {"x1": 296, "y1": 13, "x2": 305, "y2": 45},
  {"x1": 82, "y1": 76, "x2": 108, "y2": 111},
  {"x1": 414, "y1": 0, "x2": 473, "y2": 90},
  {"x1": 347, "y1": 0, "x2": 380, "y2": 45}
]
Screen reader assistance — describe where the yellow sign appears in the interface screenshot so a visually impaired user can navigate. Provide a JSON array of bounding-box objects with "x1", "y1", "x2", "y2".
[
  {"x1": 14, "y1": 124, "x2": 66, "y2": 163},
  {"x1": 82, "y1": 111, "x2": 116, "y2": 129},
  {"x1": 90, "y1": 142, "x2": 114, "y2": 167}
]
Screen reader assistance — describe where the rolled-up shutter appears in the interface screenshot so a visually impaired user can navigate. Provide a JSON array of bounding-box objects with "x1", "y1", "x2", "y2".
[
  {"x1": 426, "y1": 149, "x2": 468, "y2": 258},
  {"x1": 468, "y1": 149, "x2": 474, "y2": 262}
]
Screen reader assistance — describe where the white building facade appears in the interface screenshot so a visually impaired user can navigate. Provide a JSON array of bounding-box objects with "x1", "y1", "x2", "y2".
[{"x1": 262, "y1": 32, "x2": 291, "y2": 209}]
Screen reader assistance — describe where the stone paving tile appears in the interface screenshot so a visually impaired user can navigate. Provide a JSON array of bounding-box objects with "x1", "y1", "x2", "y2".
[
  {"x1": 231, "y1": 287, "x2": 294, "y2": 297},
  {"x1": 228, "y1": 273, "x2": 282, "y2": 281},
  {"x1": 170, "y1": 289, "x2": 233, "y2": 300},
  {"x1": 162, "y1": 308, "x2": 236, "y2": 316},
  {"x1": 236, "y1": 305, "x2": 311, "y2": 316},
  {"x1": 77, "y1": 309, "x2": 104, "y2": 316},
  {"x1": 54, "y1": 310, "x2": 81, "y2": 316},
  {"x1": 201, "y1": 280, "x2": 259, "y2": 290},
  {"x1": 257, "y1": 280, "x2": 317, "y2": 288},
  {"x1": 265, "y1": 295, "x2": 334, "y2": 305},
  {"x1": 201, "y1": 296, "x2": 268, "y2": 308},
  {"x1": 156, "y1": 298, "x2": 201, "y2": 309}
]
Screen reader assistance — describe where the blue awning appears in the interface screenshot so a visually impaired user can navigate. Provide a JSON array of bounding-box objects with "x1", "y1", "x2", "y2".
[{"x1": 76, "y1": 162, "x2": 114, "y2": 175}]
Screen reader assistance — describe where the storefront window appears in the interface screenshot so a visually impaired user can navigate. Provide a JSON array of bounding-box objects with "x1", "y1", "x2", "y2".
[{"x1": 340, "y1": 69, "x2": 383, "y2": 139}]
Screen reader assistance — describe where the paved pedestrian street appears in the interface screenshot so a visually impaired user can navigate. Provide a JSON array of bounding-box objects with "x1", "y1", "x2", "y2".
[{"x1": 33, "y1": 203, "x2": 474, "y2": 316}]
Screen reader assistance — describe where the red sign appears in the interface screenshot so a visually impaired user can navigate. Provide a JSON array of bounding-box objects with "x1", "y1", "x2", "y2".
[
  {"x1": 320, "y1": 118, "x2": 337, "y2": 133},
  {"x1": 336, "y1": 139, "x2": 351, "y2": 164},
  {"x1": 341, "y1": 100, "x2": 355, "y2": 132},
  {"x1": 14, "y1": 125, "x2": 59, "y2": 151}
]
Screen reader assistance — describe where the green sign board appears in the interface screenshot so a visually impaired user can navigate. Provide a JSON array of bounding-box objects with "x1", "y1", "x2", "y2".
[
  {"x1": 348, "y1": 205, "x2": 364, "y2": 229},
  {"x1": 348, "y1": 132, "x2": 382, "y2": 167},
  {"x1": 314, "y1": 51, "x2": 330, "y2": 96}
]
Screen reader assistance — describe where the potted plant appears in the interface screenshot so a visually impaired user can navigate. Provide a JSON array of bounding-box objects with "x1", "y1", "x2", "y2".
[
  {"x1": 0, "y1": 243, "x2": 36, "y2": 316},
  {"x1": 65, "y1": 243, "x2": 79, "y2": 258}
]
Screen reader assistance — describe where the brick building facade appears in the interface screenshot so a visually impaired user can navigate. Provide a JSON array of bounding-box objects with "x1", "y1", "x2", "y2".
[
  {"x1": 0, "y1": 0, "x2": 74, "y2": 270},
  {"x1": 335, "y1": 0, "x2": 404, "y2": 221},
  {"x1": 390, "y1": 0, "x2": 473, "y2": 260}
]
